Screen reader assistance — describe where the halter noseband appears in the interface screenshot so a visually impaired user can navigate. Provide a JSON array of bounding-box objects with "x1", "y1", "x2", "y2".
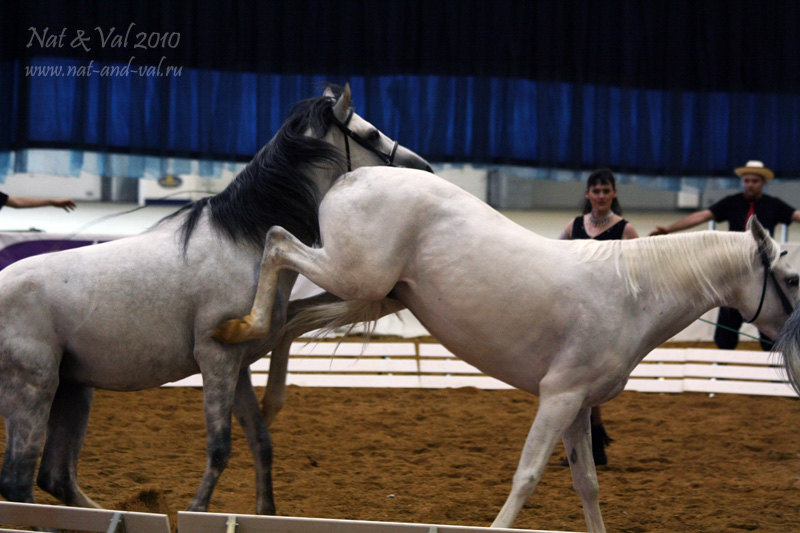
[
  {"x1": 330, "y1": 108, "x2": 399, "y2": 172},
  {"x1": 746, "y1": 247, "x2": 795, "y2": 323}
]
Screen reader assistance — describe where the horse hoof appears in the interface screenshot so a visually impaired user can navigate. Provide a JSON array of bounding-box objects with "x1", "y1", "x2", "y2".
[{"x1": 212, "y1": 316, "x2": 268, "y2": 343}]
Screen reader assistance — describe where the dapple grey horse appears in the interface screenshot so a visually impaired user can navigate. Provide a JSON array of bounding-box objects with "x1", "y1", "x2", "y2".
[{"x1": 0, "y1": 86, "x2": 431, "y2": 514}]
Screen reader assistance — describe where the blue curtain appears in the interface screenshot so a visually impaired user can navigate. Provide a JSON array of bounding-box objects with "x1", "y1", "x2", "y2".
[{"x1": 5, "y1": 60, "x2": 800, "y2": 185}]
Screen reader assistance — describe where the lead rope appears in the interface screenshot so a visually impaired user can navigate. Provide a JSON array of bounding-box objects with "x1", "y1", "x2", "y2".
[
  {"x1": 61, "y1": 189, "x2": 212, "y2": 239},
  {"x1": 697, "y1": 317, "x2": 773, "y2": 347}
]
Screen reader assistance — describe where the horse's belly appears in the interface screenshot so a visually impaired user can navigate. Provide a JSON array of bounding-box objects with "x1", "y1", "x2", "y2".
[
  {"x1": 397, "y1": 290, "x2": 548, "y2": 394},
  {"x1": 62, "y1": 334, "x2": 198, "y2": 390},
  {"x1": 62, "y1": 351, "x2": 198, "y2": 390}
]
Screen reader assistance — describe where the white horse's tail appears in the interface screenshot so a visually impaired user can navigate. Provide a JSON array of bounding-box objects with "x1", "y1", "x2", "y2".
[
  {"x1": 773, "y1": 307, "x2": 800, "y2": 397},
  {"x1": 283, "y1": 297, "x2": 404, "y2": 339}
]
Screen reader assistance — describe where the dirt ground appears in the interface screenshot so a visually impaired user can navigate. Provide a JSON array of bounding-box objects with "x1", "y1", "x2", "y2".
[
  {"x1": 2, "y1": 341, "x2": 799, "y2": 532},
  {"x1": 4, "y1": 377, "x2": 800, "y2": 533}
]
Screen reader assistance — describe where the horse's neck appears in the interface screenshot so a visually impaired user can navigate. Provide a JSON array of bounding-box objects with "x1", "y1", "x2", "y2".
[
  {"x1": 173, "y1": 210, "x2": 262, "y2": 262},
  {"x1": 620, "y1": 232, "x2": 753, "y2": 311},
  {"x1": 306, "y1": 163, "x2": 341, "y2": 198}
]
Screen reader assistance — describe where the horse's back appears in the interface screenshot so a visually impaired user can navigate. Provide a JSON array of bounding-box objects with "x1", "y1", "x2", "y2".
[
  {"x1": 327, "y1": 167, "x2": 540, "y2": 249},
  {"x1": 0, "y1": 225, "x2": 260, "y2": 389},
  {"x1": 321, "y1": 167, "x2": 600, "y2": 391}
]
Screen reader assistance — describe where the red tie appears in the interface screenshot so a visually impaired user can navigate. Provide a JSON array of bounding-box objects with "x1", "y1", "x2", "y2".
[{"x1": 745, "y1": 201, "x2": 755, "y2": 227}]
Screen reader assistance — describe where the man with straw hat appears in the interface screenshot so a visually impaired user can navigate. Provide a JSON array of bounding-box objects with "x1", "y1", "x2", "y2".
[{"x1": 651, "y1": 160, "x2": 800, "y2": 349}]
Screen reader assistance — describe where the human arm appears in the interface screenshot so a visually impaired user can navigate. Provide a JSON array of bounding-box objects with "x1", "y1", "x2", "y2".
[
  {"x1": 791, "y1": 210, "x2": 800, "y2": 224},
  {"x1": 558, "y1": 219, "x2": 574, "y2": 240},
  {"x1": 622, "y1": 222, "x2": 639, "y2": 239},
  {"x1": 649, "y1": 209, "x2": 713, "y2": 236},
  {"x1": 5, "y1": 196, "x2": 76, "y2": 212}
]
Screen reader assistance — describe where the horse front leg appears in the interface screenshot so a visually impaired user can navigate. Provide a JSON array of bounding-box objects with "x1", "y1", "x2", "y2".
[
  {"x1": 562, "y1": 407, "x2": 604, "y2": 532},
  {"x1": 259, "y1": 292, "x2": 347, "y2": 424},
  {"x1": 37, "y1": 381, "x2": 99, "y2": 508},
  {"x1": 215, "y1": 224, "x2": 398, "y2": 345},
  {"x1": 233, "y1": 367, "x2": 275, "y2": 514},
  {"x1": 213, "y1": 228, "x2": 313, "y2": 343},
  {"x1": 491, "y1": 389, "x2": 589, "y2": 529},
  {"x1": 260, "y1": 291, "x2": 405, "y2": 425},
  {"x1": 262, "y1": 333, "x2": 291, "y2": 426}
]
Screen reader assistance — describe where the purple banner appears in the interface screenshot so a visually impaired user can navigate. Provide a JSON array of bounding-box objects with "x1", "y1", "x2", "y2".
[{"x1": 0, "y1": 235, "x2": 109, "y2": 270}]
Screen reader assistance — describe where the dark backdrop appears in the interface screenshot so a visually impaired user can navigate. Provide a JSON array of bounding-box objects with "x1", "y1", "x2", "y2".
[{"x1": 3, "y1": 0, "x2": 799, "y2": 176}]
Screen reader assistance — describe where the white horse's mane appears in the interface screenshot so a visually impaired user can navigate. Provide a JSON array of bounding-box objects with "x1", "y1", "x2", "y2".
[{"x1": 573, "y1": 231, "x2": 761, "y2": 305}]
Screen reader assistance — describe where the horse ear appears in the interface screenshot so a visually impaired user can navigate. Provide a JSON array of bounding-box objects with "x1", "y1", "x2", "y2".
[
  {"x1": 331, "y1": 83, "x2": 352, "y2": 122},
  {"x1": 748, "y1": 216, "x2": 772, "y2": 250}
]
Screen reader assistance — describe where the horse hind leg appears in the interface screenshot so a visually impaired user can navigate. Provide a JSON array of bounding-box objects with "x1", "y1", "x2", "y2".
[
  {"x1": 187, "y1": 343, "x2": 244, "y2": 512},
  {"x1": 562, "y1": 408, "x2": 604, "y2": 532},
  {"x1": 0, "y1": 419, "x2": 46, "y2": 503},
  {"x1": 36, "y1": 381, "x2": 99, "y2": 508},
  {"x1": 491, "y1": 390, "x2": 592, "y2": 529},
  {"x1": 0, "y1": 387, "x2": 57, "y2": 504},
  {"x1": 233, "y1": 367, "x2": 275, "y2": 514},
  {"x1": 0, "y1": 338, "x2": 60, "y2": 504}
]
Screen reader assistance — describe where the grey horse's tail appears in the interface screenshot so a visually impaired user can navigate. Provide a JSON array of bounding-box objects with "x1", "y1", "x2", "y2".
[
  {"x1": 773, "y1": 307, "x2": 800, "y2": 397},
  {"x1": 283, "y1": 297, "x2": 404, "y2": 340}
]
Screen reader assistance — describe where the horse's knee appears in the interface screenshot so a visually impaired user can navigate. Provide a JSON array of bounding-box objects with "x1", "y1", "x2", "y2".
[{"x1": 264, "y1": 227, "x2": 299, "y2": 263}]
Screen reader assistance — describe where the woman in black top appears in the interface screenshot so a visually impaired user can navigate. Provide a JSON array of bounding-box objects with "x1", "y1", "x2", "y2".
[
  {"x1": 560, "y1": 168, "x2": 638, "y2": 241},
  {"x1": 558, "y1": 169, "x2": 639, "y2": 466}
]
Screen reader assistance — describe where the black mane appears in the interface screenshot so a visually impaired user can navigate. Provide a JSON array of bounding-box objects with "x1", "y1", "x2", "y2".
[{"x1": 165, "y1": 89, "x2": 346, "y2": 250}]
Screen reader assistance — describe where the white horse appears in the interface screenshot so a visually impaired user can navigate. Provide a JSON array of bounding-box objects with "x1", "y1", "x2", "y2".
[
  {"x1": 0, "y1": 86, "x2": 431, "y2": 514},
  {"x1": 215, "y1": 167, "x2": 800, "y2": 532}
]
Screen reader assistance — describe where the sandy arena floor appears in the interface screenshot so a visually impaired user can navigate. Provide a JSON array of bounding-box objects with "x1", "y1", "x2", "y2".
[{"x1": 3, "y1": 381, "x2": 799, "y2": 532}]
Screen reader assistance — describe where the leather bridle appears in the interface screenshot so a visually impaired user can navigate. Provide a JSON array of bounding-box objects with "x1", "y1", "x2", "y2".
[
  {"x1": 746, "y1": 248, "x2": 795, "y2": 323},
  {"x1": 330, "y1": 108, "x2": 398, "y2": 172}
]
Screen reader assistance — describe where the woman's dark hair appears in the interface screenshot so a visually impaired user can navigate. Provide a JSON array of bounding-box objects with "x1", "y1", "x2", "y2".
[{"x1": 582, "y1": 168, "x2": 623, "y2": 215}]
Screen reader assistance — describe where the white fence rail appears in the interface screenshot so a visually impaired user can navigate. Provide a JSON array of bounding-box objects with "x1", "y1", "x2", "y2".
[
  {"x1": 0, "y1": 501, "x2": 170, "y2": 532},
  {"x1": 165, "y1": 341, "x2": 796, "y2": 397},
  {"x1": 177, "y1": 511, "x2": 576, "y2": 533}
]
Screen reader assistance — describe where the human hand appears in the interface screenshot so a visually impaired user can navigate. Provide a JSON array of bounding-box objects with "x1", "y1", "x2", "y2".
[
  {"x1": 649, "y1": 226, "x2": 669, "y2": 236},
  {"x1": 52, "y1": 199, "x2": 77, "y2": 212}
]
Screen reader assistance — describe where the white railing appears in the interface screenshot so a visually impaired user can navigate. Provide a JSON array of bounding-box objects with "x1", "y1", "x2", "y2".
[
  {"x1": 0, "y1": 501, "x2": 170, "y2": 532},
  {"x1": 165, "y1": 341, "x2": 796, "y2": 397},
  {"x1": 177, "y1": 511, "x2": 574, "y2": 533},
  {"x1": 0, "y1": 503, "x2": 573, "y2": 533}
]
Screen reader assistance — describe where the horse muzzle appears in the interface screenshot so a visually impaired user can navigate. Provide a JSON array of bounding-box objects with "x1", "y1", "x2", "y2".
[{"x1": 393, "y1": 144, "x2": 433, "y2": 173}]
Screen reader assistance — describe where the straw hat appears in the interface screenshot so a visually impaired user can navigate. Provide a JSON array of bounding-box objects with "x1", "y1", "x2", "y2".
[{"x1": 734, "y1": 160, "x2": 774, "y2": 181}]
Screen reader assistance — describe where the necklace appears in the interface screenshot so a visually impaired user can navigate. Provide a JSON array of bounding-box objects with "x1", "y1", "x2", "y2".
[{"x1": 588, "y1": 212, "x2": 613, "y2": 227}]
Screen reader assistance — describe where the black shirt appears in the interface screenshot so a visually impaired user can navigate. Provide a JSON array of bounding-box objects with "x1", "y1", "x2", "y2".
[
  {"x1": 0, "y1": 192, "x2": 7, "y2": 210},
  {"x1": 570, "y1": 216, "x2": 628, "y2": 240},
  {"x1": 708, "y1": 193, "x2": 795, "y2": 235}
]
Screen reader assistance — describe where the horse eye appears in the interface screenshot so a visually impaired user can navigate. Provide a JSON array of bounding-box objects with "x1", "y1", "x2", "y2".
[
  {"x1": 786, "y1": 275, "x2": 799, "y2": 288},
  {"x1": 365, "y1": 129, "x2": 380, "y2": 143}
]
